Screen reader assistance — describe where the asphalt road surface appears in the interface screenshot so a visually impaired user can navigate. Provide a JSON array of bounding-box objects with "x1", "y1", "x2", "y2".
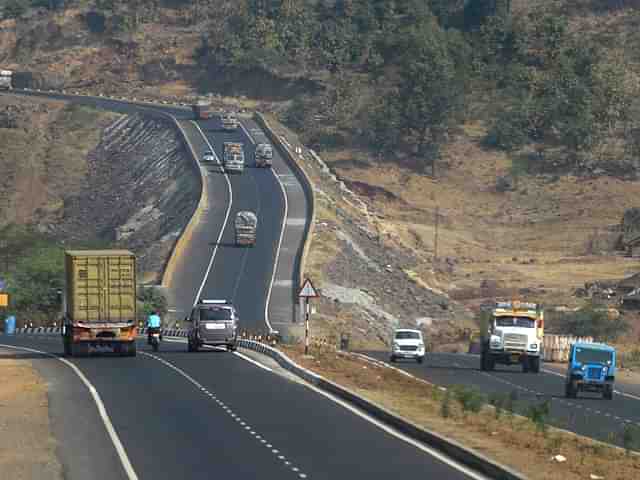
[
  {"x1": 0, "y1": 335, "x2": 483, "y2": 480},
  {"x1": 0, "y1": 90, "x2": 485, "y2": 480},
  {"x1": 365, "y1": 350, "x2": 640, "y2": 447}
]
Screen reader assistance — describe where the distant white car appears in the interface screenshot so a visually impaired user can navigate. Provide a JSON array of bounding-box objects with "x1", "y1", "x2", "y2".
[
  {"x1": 202, "y1": 150, "x2": 216, "y2": 162},
  {"x1": 390, "y1": 329, "x2": 425, "y2": 363}
]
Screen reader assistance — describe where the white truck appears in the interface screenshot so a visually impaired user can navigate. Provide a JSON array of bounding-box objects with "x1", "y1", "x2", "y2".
[
  {"x1": 221, "y1": 112, "x2": 239, "y2": 131},
  {"x1": 0, "y1": 70, "x2": 12, "y2": 90},
  {"x1": 234, "y1": 211, "x2": 257, "y2": 246},
  {"x1": 223, "y1": 142, "x2": 245, "y2": 173},
  {"x1": 255, "y1": 143, "x2": 273, "y2": 167},
  {"x1": 480, "y1": 301, "x2": 544, "y2": 373}
]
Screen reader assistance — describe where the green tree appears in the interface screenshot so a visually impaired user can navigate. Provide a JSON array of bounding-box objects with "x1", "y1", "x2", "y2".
[
  {"x1": 4, "y1": 0, "x2": 28, "y2": 18},
  {"x1": 396, "y1": 18, "x2": 464, "y2": 173}
]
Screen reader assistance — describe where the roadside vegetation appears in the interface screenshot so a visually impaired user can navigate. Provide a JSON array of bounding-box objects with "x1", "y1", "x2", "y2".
[
  {"x1": 281, "y1": 343, "x2": 640, "y2": 480},
  {"x1": 0, "y1": 224, "x2": 167, "y2": 327}
]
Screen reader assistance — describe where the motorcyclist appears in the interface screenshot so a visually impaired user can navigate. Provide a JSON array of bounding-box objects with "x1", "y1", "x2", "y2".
[{"x1": 146, "y1": 310, "x2": 162, "y2": 345}]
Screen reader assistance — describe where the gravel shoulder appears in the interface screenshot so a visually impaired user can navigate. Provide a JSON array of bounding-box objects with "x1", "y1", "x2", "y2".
[{"x1": 0, "y1": 349, "x2": 62, "y2": 480}]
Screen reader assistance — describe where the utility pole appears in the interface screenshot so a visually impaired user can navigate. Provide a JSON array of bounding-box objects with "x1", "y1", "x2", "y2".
[{"x1": 434, "y1": 205, "x2": 440, "y2": 263}]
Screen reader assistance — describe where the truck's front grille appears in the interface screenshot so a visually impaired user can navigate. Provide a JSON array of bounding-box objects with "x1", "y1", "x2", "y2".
[{"x1": 503, "y1": 333, "x2": 527, "y2": 350}]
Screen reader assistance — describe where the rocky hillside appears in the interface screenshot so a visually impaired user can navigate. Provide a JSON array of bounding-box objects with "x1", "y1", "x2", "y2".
[
  {"x1": 2, "y1": 1, "x2": 640, "y2": 345},
  {"x1": 0, "y1": 94, "x2": 198, "y2": 282}
]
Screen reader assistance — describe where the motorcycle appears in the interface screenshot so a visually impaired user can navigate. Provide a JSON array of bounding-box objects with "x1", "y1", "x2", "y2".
[{"x1": 150, "y1": 330, "x2": 161, "y2": 352}]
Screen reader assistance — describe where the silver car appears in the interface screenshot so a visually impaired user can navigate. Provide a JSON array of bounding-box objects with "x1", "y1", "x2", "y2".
[{"x1": 186, "y1": 300, "x2": 238, "y2": 352}]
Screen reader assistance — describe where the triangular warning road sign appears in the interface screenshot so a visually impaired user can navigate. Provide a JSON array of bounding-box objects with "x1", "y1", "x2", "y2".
[{"x1": 298, "y1": 278, "x2": 318, "y2": 298}]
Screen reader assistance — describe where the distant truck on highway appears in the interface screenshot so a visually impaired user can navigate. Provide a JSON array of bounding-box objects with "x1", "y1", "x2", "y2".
[
  {"x1": 255, "y1": 142, "x2": 273, "y2": 167},
  {"x1": 480, "y1": 300, "x2": 544, "y2": 373},
  {"x1": 0, "y1": 70, "x2": 12, "y2": 90},
  {"x1": 221, "y1": 112, "x2": 239, "y2": 131},
  {"x1": 192, "y1": 99, "x2": 214, "y2": 120},
  {"x1": 223, "y1": 142, "x2": 245, "y2": 173},
  {"x1": 62, "y1": 250, "x2": 138, "y2": 357},
  {"x1": 565, "y1": 342, "x2": 616, "y2": 400},
  {"x1": 234, "y1": 210, "x2": 257, "y2": 246}
]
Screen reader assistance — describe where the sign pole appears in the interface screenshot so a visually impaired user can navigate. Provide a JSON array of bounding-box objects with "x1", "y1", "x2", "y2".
[
  {"x1": 304, "y1": 298, "x2": 310, "y2": 355},
  {"x1": 298, "y1": 278, "x2": 318, "y2": 356}
]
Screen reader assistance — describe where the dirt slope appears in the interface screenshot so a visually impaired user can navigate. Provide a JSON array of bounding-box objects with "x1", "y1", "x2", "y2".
[{"x1": 0, "y1": 94, "x2": 198, "y2": 282}]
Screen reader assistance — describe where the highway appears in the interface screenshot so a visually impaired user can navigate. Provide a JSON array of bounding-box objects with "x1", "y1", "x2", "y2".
[
  {"x1": 365, "y1": 350, "x2": 640, "y2": 447},
  {"x1": 0, "y1": 90, "x2": 485, "y2": 480}
]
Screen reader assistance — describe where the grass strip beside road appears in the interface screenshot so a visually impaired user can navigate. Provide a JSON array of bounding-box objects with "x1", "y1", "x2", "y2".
[
  {"x1": 280, "y1": 345, "x2": 640, "y2": 480},
  {"x1": 0, "y1": 351, "x2": 62, "y2": 480}
]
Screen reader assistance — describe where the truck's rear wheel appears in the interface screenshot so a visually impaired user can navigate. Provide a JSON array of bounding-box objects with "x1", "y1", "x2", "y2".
[
  {"x1": 71, "y1": 343, "x2": 89, "y2": 357},
  {"x1": 487, "y1": 355, "x2": 495, "y2": 371},
  {"x1": 565, "y1": 380, "x2": 577, "y2": 398}
]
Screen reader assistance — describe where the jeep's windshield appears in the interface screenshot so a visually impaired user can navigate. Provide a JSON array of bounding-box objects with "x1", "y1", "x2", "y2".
[
  {"x1": 494, "y1": 316, "x2": 535, "y2": 328},
  {"x1": 575, "y1": 348, "x2": 613, "y2": 365},
  {"x1": 200, "y1": 308, "x2": 232, "y2": 321},
  {"x1": 395, "y1": 331, "x2": 421, "y2": 340}
]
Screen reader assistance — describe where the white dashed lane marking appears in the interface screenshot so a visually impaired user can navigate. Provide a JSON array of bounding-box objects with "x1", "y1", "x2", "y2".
[
  {"x1": 479, "y1": 371, "x2": 640, "y2": 428},
  {"x1": 141, "y1": 352, "x2": 308, "y2": 478}
]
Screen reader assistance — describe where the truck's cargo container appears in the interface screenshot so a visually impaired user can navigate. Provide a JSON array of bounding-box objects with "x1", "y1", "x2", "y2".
[
  {"x1": 62, "y1": 250, "x2": 137, "y2": 357},
  {"x1": 0, "y1": 69, "x2": 12, "y2": 90},
  {"x1": 234, "y1": 211, "x2": 257, "y2": 246},
  {"x1": 192, "y1": 99, "x2": 213, "y2": 120}
]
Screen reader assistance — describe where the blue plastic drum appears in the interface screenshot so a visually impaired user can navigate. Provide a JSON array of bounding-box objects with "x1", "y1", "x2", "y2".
[{"x1": 4, "y1": 315, "x2": 16, "y2": 335}]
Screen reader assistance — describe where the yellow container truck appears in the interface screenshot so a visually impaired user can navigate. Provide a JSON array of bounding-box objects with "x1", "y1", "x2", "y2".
[{"x1": 62, "y1": 250, "x2": 138, "y2": 357}]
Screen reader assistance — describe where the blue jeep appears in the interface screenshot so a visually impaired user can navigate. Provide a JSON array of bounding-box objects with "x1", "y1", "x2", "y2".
[{"x1": 565, "y1": 342, "x2": 616, "y2": 400}]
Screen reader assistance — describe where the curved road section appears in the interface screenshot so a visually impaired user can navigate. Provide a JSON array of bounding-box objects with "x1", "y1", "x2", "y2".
[{"x1": 1, "y1": 90, "x2": 485, "y2": 480}]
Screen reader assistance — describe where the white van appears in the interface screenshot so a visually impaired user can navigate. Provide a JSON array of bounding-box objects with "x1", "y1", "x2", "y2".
[{"x1": 390, "y1": 329, "x2": 425, "y2": 363}]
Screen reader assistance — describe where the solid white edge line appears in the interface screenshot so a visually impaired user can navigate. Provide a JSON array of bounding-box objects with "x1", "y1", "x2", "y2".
[
  {"x1": 145, "y1": 336, "x2": 485, "y2": 478},
  {"x1": 300, "y1": 376, "x2": 489, "y2": 480},
  {"x1": 240, "y1": 119, "x2": 288, "y2": 334},
  {"x1": 0, "y1": 343, "x2": 139, "y2": 480},
  {"x1": 191, "y1": 121, "x2": 233, "y2": 308},
  {"x1": 233, "y1": 351, "x2": 274, "y2": 373},
  {"x1": 155, "y1": 338, "x2": 273, "y2": 372},
  {"x1": 239, "y1": 121, "x2": 256, "y2": 145}
]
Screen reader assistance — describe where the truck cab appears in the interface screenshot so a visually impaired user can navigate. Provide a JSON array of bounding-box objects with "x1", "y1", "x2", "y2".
[
  {"x1": 0, "y1": 70, "x2": 12, "y2": 90},
  {"x1": 186, "y1": 299, "x2": 238, "y2": 352},
  {"x1": 221, "y1": 112, "x2": 239, "y2": 131},
  {"x1": 565, "y1": 342, "x2": 616, "y2": 400},
  {"x1": 481, "y1": 301, "x2": 544, "y2": 373},
  {"x1": 223, "y1": 142, "x2": 245, "y2": 173},
  {"x1": 255, "y1": 143, "x2": 273, "y2": 167}
]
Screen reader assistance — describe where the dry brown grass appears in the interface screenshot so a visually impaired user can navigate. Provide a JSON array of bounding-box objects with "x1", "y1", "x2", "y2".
[
  {"x1": 0, "y1": 354, "x2": 62, "y2": 479},
  {"x1": 280, "y1": 344, "x2": 640, "y2": 480},
  {"x1": 319, "y1": 120, "x2": 640, "y2": 307},
  {"x1": 0, "y1": 97, "x2": 118, "y2": 226}
]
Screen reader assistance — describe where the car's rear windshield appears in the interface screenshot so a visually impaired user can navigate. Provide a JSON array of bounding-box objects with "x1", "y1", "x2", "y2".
[
  {"x1": 495, "y1": 316, "x2": 535, "y2": 328},
  {"x1": 204, "y1": 151, "x2": 213, "y2": 155},
  {"x1": 575, "y1": 348, "x2": 612, "y2": 365},
  {"x1": 200, "y1": 308, "x2": 232, "y2": 321},
  {"x1": 395, "y1": 331, "x2": 420, "y2": 340}
]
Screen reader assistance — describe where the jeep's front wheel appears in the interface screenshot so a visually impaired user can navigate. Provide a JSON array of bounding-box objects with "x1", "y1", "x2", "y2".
[{"x1": 603, "y1": 384, "x2": 614, "y2": 400}]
